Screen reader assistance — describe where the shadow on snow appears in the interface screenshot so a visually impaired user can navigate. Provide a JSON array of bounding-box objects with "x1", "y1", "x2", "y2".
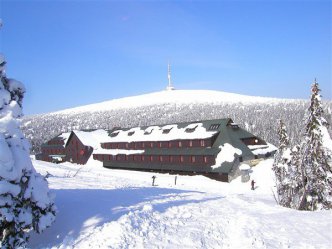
[{"x1": 28, "y1": 187, "x2": 223, "y2": 248}]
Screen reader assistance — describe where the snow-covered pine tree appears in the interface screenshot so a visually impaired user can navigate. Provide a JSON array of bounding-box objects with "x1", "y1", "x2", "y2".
[
  {"x1": 0, "y1": 43, "x2": 56, "y2": 247},
  {"x1": 288, "y1": 145, "x2": 304, "y2": 209},
  {"x1": 298, "y1": 80, "x2": 332, "y2": 210},
  {"x1": 272, "y1": 119, "x2": 293, "y2": 207}
]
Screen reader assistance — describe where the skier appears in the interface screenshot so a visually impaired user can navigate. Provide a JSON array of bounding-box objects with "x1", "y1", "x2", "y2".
[
  {"x1": 251, "y1": 180, "x2": 256, "y2": 190},
  {"x1": 152, "y1": 175, "x2": 156, "y2": 186},
  {"x1": 174, "y1": 175, "x2": 177, "y2": 185}
]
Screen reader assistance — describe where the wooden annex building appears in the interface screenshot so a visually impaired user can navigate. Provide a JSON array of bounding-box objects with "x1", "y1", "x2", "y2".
[
  {"x1": 36, "y1": 129, "x2": 108, "y2": 164},
  {"x1": 93, "y1": 118, "x2": 276, "y2": 182}
]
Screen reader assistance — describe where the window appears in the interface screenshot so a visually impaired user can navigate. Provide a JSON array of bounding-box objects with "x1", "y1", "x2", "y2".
[
  {"x1": 128, "y1": 143, "x2": 134, "y2": 149},
  {"x1": 191, "y1": 156, "x2": 196, "y2": 163},
  {"x1": 241, "y1": 137, "x2": 265, "y2": 146},
  {"x1": 128, "y1": 131, "x2": 135, "y2": 136},
  {"x1": 110, "y1": 131, "x2": 119, "y2": 137},
  {"x1": 200, "y1": 140, "x2": 205, "y2": 147},
  {"x1": 162, "y1": 128, "x2": 172, "y2": 134},
  {"x1": 179, "y1": 141, "x2": 182, "y2": 147},
  {"x1": 189, "y1": 140, "x2": 193, "y2": 147},
  {"x1": 180, "y1": 156, "x2": 184, "y2": 163},
  {"x1": 185, "y1": 125, "x2": 198, "y2": 133},
  {"x1": 203, "y1": 156, "x2": 208, "y2": 163},
  {"x1": 209, "y1": 124, "x2": 220, "y2": 130}
]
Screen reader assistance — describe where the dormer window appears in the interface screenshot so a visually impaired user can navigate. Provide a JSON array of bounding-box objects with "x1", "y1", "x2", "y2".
[
  {"x1": 110, "y1": 131, "x2": 119, "y2": 137},
  {"x1": 144, "y1": 127, "x2": 154, "y2": 135},
  {"x1": 162, "y1": 128, "x2": 172, "y2": 134},
  {"x1": 209, "y1": 124, "x2": 220, "y2": 130},
  {"x1": 185, "y1": 125, "x2": 198, "y2": 133},
  {"x1": 128, "y1": 131, "x2": 135, "y2": 136},
  {"x1": 241, "y1": 137, "x2": 266, "y2": 146},
  {"x1": 229, "y1": 123, "x2": 239, "y2": 129}
]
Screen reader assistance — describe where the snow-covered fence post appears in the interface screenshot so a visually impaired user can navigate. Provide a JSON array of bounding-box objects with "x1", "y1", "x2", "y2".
[{"x1": 0, "y1": 21, "x2": 56, "y2": 248}]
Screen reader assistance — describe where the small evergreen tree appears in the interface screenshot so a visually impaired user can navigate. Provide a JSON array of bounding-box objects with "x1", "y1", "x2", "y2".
[
  {"x1": 298, "y1": 80, "x2": 332, "y2": 210},
  {"x1": 0, "y1": 27, "x2": 56, "y2": 248},
  {"x1": 272, "y1": 120, "x2": 292, "y2": 207},
  {"x1": 288, "y1": 145, "x2": 304, "y2": 209}
]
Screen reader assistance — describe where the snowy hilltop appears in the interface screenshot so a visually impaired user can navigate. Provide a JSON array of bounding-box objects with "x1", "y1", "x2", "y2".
[
  {"x1": 21, "y1": 89, "x2": 332, "y2": 155},
  {"x1": 51, "y1": 90, "x2": 295, "y2": 114},
  {"x1": 27, "y1": 158, "x2": 332, "y2": 248}
]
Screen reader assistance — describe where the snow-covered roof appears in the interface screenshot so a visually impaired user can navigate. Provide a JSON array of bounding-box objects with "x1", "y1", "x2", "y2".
[
  {"x1": 94, "y1": 148, "x2": 144, "y2": 155},
  {"x1": 248, "y1": 143, "x2": 277, "y2": 156},
  {"x1": 70, "y1": 130, "x2": 109, "y2": 149},
  {"x1": 58, "y1": 132, "x2": 71, "y2": 145},
  {"x1": 104, "y1": 123, "x2": 218, "y2": 143},
  {"x1": 239, "y1": 164, "x2": 251, "y2": 171}
]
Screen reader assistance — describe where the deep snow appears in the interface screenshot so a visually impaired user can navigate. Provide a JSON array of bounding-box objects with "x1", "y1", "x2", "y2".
[{"x1": 28, "y1": 158, "x2": 332, "y2": 249}]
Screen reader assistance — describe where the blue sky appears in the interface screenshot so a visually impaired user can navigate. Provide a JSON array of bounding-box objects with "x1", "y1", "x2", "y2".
[{"x1": 0, "y1": 0, "x2": 331, "y2": 115}]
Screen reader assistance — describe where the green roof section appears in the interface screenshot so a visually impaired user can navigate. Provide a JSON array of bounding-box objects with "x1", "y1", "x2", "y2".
[{"x1": 97, "y1": 118, "x2": 277, "y2": 180}]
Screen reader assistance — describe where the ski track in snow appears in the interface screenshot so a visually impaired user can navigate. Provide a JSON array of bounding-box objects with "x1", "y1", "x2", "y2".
[{"x1": 28, "y1": 159, "x2": 332, "y2": 249}]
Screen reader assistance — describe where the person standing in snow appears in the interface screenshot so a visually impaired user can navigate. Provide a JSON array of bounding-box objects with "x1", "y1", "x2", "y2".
[
  {"x1": 152, "y1": 175, "x2": 156, "y2": 186},
  {"x1": 251, "y1": 180, "x2": 256, "y2": 190}
]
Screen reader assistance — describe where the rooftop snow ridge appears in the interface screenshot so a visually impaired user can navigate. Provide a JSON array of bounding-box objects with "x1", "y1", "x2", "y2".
[{"x1": 104, "y1": 120, "x2": 224, "y2": 143}]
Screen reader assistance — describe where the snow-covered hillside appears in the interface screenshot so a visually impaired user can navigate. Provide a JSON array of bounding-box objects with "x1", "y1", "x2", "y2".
[
  {"x1": 22, "y1": 89, "x2": 331, "y2": 154},
  {"x1": 28, "y1": 158, "x2": 332, "y2": 248},
  {"x1": 53, "y1": 90, "x2": 295, "y2": 115}
]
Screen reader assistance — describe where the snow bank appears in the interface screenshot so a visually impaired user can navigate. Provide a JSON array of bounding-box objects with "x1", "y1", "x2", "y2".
[{"x1": 28, "y1": 158, "x2": 332, "y2": 249}]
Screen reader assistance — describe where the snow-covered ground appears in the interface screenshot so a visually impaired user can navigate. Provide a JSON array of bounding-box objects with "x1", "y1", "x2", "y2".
[{"x1": 28, "y1": 158, "x2": 332, "y2": 249}]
